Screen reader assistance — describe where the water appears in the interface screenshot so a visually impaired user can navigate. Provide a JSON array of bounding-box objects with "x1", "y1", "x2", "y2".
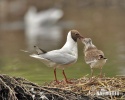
[{"x1": 0, "y1": 7, "x2": 125, "y2": 84}]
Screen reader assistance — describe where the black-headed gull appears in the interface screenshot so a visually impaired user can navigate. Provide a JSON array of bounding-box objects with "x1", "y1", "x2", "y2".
[
  {"x1": 30, "y1": 30, "x2": 83, "y2": 83},
  {"x1": 81, "y1": 38, "x2": 107, "y2": 77}
]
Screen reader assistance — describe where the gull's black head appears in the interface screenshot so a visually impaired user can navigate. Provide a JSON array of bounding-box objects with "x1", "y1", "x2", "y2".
[{"x1": 70, "y1": 30, "x2": 83, "y2": 42}]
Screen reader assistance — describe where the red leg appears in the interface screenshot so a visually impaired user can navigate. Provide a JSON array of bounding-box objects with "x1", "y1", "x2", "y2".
[
  {"x1": 62, "y1": 70, "x2": 72, "y2": 84},
  {"x1": 54, "y1": 68, "x2": 59, "y2": 83}
]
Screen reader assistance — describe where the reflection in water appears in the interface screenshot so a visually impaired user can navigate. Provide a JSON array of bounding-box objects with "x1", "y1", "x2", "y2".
[
  {"x1": 0, "y1": 1, "x2": 125, "y2": 84},
  {"x1": 24, "y1": 7, "x2": 63, "y2": 51}
]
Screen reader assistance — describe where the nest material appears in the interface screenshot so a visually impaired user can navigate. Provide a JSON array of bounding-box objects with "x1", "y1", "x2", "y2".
[
  {"x1": 0, "y1": 74, "x2": 125, "y2": 100},
  {"x1": 44, "y1": 75, "x2": 125, "y2": 100}
]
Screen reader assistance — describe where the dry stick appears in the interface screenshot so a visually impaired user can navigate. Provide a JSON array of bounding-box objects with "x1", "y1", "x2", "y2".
[
  {"x1": 14, "y1": 77, "x2": 39, "y2": 87},
  {"x1": 98, "y1": 80, "x2": 107, "y2": 88},
  {"x1": 107, "y1": 78, "x2": 119, "y2": 99},
  {"x1": 40, "y1": 87, "x2": 69, "y2": 100},
  {"x1": 19, "y1": 79, "x2": 69, "y2": 99},
  {"x1": 1, "y1": 74, "x2": 125, "y2": 99},
  {"x1": 1, "y1": 75, "x2": 67, "y2": 99},
  {"x1": 10, "y1": 76, "x2": 33, "y2": 96},
  {"x1": 96, "y1": 79, "x2": 112, "y2": 99},
  {"x1": 0, "y1": 75, "x2": 33, "y2": 99},
  {"x1": 107, "y1": 85, "x2": 113, "y2": 100},
  {"x1": 42, "y1": 87, "x2": 77, "y2": 100},
  {"x1": 51, "y1": 87, "x2": 78, "y2": 100},
  {"x1": 0, "y1": 78, "x2": 18, "y2": 100}
]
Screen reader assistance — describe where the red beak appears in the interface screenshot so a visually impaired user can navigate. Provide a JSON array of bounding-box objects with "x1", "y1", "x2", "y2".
[{"x1": 78, "y1": 35, "x2": 84, "y2": 39}]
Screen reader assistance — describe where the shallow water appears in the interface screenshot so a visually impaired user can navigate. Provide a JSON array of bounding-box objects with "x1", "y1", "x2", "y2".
[{"x1": 0, "y1": 7, "x2": 125, "y2": 84}]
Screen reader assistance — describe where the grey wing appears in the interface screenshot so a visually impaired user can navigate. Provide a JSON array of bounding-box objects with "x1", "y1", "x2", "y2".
[
  {"x1": 41, "y1": 52, "x2": 76, "y2": 65},
  {"x1": 85, "y1": 50, "x2": 104, "y2": 64}
]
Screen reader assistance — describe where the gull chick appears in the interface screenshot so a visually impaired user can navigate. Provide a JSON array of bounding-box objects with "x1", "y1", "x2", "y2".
[
  {"x1": 81, "y1": 38, "x2": 107, "y2": 77},
  {"x1": 30, "y1": 30, "x2": 83, "y2": 83}
]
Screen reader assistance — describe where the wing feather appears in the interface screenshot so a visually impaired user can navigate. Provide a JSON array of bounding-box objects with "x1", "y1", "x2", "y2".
[
  {"x1": 31, "y1": 50, "x2": 76, "y2": 65},
  {"x1": 42, "y1": 52, "x2": 76, "y2": 65},
  {"x1": 84, "y1": 49, "x2": 104, "y2": 64}
]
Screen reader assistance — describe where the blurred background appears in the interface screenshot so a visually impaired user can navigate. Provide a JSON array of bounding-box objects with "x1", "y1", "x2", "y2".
[{"x1": 0, "y1": 0, "x2": 125, "y2": 84}]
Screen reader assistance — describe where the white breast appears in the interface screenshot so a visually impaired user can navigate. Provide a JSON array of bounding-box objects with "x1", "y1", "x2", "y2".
[{"x1": 90, "y1": 59, "x2": 107, "y2": 68}]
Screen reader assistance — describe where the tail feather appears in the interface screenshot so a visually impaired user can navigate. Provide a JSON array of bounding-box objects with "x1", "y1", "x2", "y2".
[
  {"x1": 34, "y1": 46, "x2": 47, "y2": 54},
  {"x1": 30, "y1": 54, "x2": 55, "y2": 67},
  {"x1": 20, "y1": 49, "x2": 31, "y2": 54},
  {"x1": 30, "y1": 54, "x2": 43, "y2": 59}
]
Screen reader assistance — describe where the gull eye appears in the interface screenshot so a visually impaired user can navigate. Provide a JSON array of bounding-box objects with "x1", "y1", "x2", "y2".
[{"x1": 75, "y1": 33, "x2": 79, "y2": 36}]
